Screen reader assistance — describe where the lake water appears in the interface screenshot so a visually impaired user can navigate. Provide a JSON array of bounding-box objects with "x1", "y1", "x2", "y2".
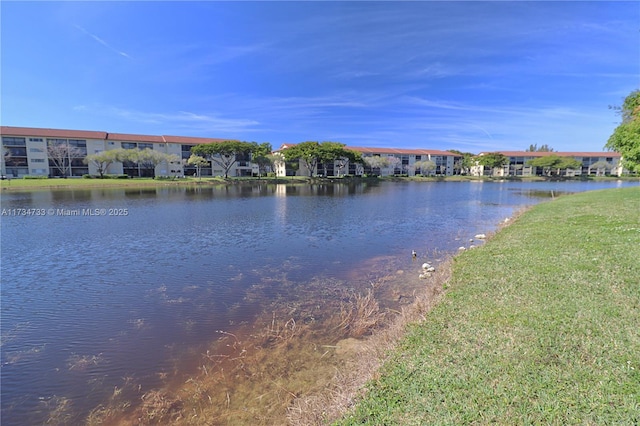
[{"x1": 1, "y1": 180, "x2": 636, "y2": 424}]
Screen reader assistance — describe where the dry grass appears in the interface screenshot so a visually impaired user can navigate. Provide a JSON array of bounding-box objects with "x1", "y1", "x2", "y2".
[
  {"x1": 50, "y1": 257, "x2": 450, "y2": 425},
  {"x1": 287, "y1": 261, "x2": 452, "y2": 425},
  {"x1": 44, "y1": 396, "x2": 74, "y2": 425},
  {"x1": 137, "y1": 390, "x2": 183, "y2": 424},
  {"x1": 337, "y1": 289, "x2": 386, "y2": 338}
]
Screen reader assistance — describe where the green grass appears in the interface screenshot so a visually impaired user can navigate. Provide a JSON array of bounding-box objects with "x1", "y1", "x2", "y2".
[
  {"x1": 2, "y1": 175, "x2": 636, "y2": 191},
  {"x1": 0, "y1": 176, "x2": 312, "y2": 190},
  {"x1": 336, "y1": 187, "x2": 640, "y2": 425},
  {"x1": 0, "y1": 177, "x2": 195, "y2": 189}
]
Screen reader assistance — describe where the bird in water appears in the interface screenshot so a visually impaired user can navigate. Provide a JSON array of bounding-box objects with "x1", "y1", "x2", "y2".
[{"x1": 412, "y1": 250, "x2": 417, "y2": 258}]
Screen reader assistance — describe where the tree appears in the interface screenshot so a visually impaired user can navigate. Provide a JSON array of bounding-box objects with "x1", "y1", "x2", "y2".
[
  {"x1": 526, "y1": 144, "x2": 554, "y2": 152},
  {"x1": 526, "y1": 155, "x2": 581, "y2": 176},
  {"x1": 3, "y1": 146, "x2": 11, "y2": 165},
  {"x1": 556, "y1": 157, "x2": 582, "y2": 175},
  {"x1": 84, "y1": 149, "x2": 120, "y2": 178},
  {"x1": 316, "y1": 142, "x2": 364, "y2": 177},
  {"x1": 280, "y1": 141, "x2": 362, "y2": 177},
  {"x1": 527, "y1": 155, "x2": 559, "y2": 176},
  {"x1": 335, "y1": 149, "x2": 363, "y2": 177},
  {"x1": 609, "y1": 89, "x2": 640, "y2": 124},
  {"x1": 474, "y1": 153, "x2": 508, "y2": 176},
  {"x1": 363, "y1": 156, "x2": 390, "y2": 176},
  {"x1": 281, "y1": 141, "x2": 321, "y2": 177},
  {"x1": 606, "y1": 90, "x2": 640, "y2": 172},
  {"x1": 476, "y1": 153, "x2": 508, "y2": 169},
  {"x1": 187, "y1": 154, "x2": 209, "y2": 180},
  {"x1": 191, "y1": 140, "x2": 254, "y2": 178},
  {"x1": 250, "y1": 142, "x2": 274, "y2": 178},
  {"x1": 114, "y1": 148, "x2": 139, "y2": 164},
  {"x1": 47, "y1": 141, "x2": 84, "y2": 177},
  {"x1": 414, "y1": 160, "x2": 436, "y2": 176},
  {"x1": 133, "y1": 149, "x2": 180, "y2": 178},
  {"x1": 449, "y1": 150, "x2": 474, "y2": 175},
  {"x1": 316, "y1": 142, "x2": 343, "y2": 176},
  {"x1": 387, "y1": 156, "x2": 401, "y2": 174},
  {"x1": 589, "y1": 160, "x2": 613, "y2": 176}
]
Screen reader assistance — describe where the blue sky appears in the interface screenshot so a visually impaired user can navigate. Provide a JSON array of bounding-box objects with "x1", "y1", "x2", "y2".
[{"x1": 1, "y1": 1, "x2": 638, "y2": 153}]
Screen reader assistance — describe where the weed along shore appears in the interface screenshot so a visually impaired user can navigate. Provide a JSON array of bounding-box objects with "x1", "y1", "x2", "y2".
[{"x1": 334, "y1": 187, "x2": 640, "y2": 425}]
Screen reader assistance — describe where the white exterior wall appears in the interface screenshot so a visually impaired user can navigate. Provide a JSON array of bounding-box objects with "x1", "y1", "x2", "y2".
[
  {"x1": 152, "y1": 143, "x2": 183, "y2": 177},
  {"x1": 26, "y1": 138, "x2": 49, "y2": 176},
  {"x1": 85, "y1": 139, "x2": 124, "y2": 176}
]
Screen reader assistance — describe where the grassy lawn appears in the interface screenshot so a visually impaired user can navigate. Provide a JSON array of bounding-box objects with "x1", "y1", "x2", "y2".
[
  {"x1": 0, "y1": 176, "x2": 312, "y2": 190},
  {"x1": 336, "y1": 187, "x2": 640, "y2": 425},
  {"x1": 2, "y1": 175, "x2": 636, "y2": 191}
]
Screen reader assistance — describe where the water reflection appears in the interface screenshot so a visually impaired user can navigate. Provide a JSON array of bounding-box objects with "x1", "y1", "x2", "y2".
[{"x1": 1, "y1": 180, "x2": 637, "y2": 424}]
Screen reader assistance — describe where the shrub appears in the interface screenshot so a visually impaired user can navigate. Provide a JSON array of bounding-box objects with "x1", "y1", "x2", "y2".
[{"x1": 23, "y1": 175, "x2": 48, "y2": 179}]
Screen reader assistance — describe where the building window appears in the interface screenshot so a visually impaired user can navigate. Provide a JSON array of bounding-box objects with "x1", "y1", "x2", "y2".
[
  {"x1": 29, "y1": 147, "x2": 44, "y2": 153},
  {"x1": 2, "y1": 137, "x2": 26, "y2": 146},
  {"x1": 7, "y1": 147, "x2": 27, "y2": 157},
  {"x1": 29, "y1": 138, "x2": 44, "y2": 142},
  {"x1": 69, "y1": 139, "x2": 87, "y2": 148},
  {"x1": 182, "y1": 144, "x2": 194, "y2": 159},
  {"x1": 138, "y1": 143, "x2": 153, "y2": 150},
  {"x1": 30, "y1": 158, "x2": 46, "y2": 163},
  {"x1": 122, "y1": 142, "x2": 137, "y2": 149}
]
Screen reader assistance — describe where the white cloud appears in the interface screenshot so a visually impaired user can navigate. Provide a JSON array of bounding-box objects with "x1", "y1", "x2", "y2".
[
  {"x1": 78, "y1": 105, "x2": 260, "y2": 135},
  {"x1": 74, "y1": 25, "x2": 131, "y2": 59}
]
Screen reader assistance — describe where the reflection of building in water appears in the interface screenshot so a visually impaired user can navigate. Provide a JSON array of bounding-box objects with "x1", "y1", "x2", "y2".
[{"x1": 275, "y1": 184, "x2": 288, "y2": 229}]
